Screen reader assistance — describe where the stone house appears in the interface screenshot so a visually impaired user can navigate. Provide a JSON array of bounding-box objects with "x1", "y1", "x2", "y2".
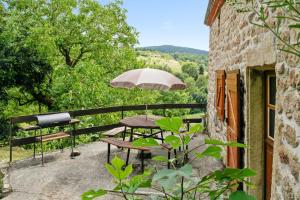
[{"x1": 204, "y1": 1, "x2": 300, "y2": 200}]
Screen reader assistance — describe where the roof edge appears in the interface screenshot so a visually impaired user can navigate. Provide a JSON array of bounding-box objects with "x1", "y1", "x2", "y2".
[{"x1": 204, "y1": 0, "x2": 224, "y2": 26}]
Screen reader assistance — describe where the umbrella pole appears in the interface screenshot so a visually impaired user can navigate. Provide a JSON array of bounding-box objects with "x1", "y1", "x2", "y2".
[{"x1": 146, "y1": 104, "x2": 148, "y2": 120}]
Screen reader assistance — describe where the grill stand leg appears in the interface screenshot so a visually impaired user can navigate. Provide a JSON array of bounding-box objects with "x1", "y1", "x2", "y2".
[
  {"x1": 107, "y1": 143, "x2": 111, "y2": 164},
  {"x1": 33, "y1": 130, "x2": 36, "y2": 159},
  {"x1": 40, "y1": 130, "x2": 44, "y2": 166},
  {"x1": 168, "y1": 151, "x2": 171, "y2": 169},
  {"x1": 141, "y1": 150, "x2": 144, "y2": 173}
]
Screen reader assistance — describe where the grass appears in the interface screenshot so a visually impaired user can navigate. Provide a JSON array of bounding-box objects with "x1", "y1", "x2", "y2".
[
  {"x1": 138, "y1": 51, "x2": 182, "y2": 73},
  {"x1": 0, "y1": 146, "x2": 32, "y2": 163},
  {"x1": 183, "y1": 113, "x2": 205, "y2": 119}
]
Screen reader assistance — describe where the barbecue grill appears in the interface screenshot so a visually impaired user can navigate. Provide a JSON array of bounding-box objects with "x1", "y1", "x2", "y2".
[
  {"x1": 35, "y1": 113, "x2": 78, "y2": 165},
  {"x1": 36, "y1": 113, "x2": 71, "y2": 128}
]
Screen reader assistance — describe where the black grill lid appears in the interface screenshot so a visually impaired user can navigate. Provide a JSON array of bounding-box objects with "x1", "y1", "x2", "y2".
[{"x1": 36, "y1": 113, "x2": 71, "y2": 128}]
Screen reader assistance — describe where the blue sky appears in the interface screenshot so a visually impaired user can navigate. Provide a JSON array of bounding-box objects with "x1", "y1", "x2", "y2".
[{"x1": 101, "y1": 0, "x2": 210, "y2": 51}]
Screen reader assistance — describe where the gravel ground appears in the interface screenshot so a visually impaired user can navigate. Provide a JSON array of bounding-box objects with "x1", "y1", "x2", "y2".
[{"x1": 2, "y1": 134, "x2": 223, "y2": 200}]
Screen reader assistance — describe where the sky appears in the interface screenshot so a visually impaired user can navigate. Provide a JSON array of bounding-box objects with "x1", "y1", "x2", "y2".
[{"x1": 100, "y1": 0, "x2": 210, "y2": 51}]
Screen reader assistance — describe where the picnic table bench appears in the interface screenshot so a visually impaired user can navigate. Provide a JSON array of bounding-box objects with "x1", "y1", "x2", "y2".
[{"x1": 100, "y1": 137, "x2": 174, "y2": 172}]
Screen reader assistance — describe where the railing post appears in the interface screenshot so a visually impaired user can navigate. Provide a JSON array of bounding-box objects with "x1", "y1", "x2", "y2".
[
  {"x1": 163, "y1": 104, "x2": 166, "y2": 117},
  {"x1": 9, "y1": 118, "x2": 13, "y2": 163},
  {"x1": 121, "y1": 106, "x2": 124, "y2": 119}
]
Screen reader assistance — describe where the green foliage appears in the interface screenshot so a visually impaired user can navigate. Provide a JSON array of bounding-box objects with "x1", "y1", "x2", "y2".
[
  {"x1": 105, "y1": 156, "x2": 133, "y2": 180},
  {"x1": 155, "y1": 117, "x2": 183, "y2": 134},
  {"x1": 229, "y1": 191, "x2": 256, "y2": 200},
  {"x1": 196, "y1": 146, "x2": 223, "y2": 159},
  {"x1": 81, "y1": 189, "x2": 107, "y2": 200},
  {"x1": 133, "y1": 138, "x2": 159, "y2": 147},
  {"x1": 182, "y1": 62, "x2": 200, "y2": 80},
  {"x1": 84, "y1": 117, "x2": 255, "y2": 200}
]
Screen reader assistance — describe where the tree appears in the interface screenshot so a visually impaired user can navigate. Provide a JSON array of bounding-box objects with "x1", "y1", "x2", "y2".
[
  {"x1": 227, "y1": 0, "x2": 300, "y2": 57},
  {"x1": 1, "y1": 0, "x2": 138, "y2": 109},
  {"x1": 182, "y1": 63, "x2": 199, "y2": 80}
]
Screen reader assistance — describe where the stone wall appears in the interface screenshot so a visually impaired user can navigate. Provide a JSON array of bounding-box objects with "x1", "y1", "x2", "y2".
[{"x1": 207, "y1": 2, "x2": 300, "y2": 200}]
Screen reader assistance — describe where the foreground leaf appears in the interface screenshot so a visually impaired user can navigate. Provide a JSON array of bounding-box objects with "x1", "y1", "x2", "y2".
[
  {"x1": 205, "y1": 139, "x2": 246, "y2": 148},
  {"x1": 152, "y1": 156, "x2": 169, "y2": 162},
  {"x1": 229, "y1": 191, "x2": 256, "y2": 200},
  {"x1": 196, "y1": 146, "x2": 222, "y2": 159},
  {"x1": 155, "y1": 117, "x2": 183, "y2": 134},
  {"x1": 81, "y1": 189, "x2": 107, "y2": 200},
  {"x1": 164, "y1": 135, "x2": 181, "y2": 149},
  {"x1": 133, "y1": 138, "x2": 159, "y2": 147}
]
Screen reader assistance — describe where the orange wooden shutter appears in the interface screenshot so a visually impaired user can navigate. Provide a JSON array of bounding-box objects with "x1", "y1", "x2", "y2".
[
  {"x1": 226, "y1": 70, "x2": 240, "y2": 168},
  {"x1": 215, "y1": 70, "x2": 225, "y2": 121}
]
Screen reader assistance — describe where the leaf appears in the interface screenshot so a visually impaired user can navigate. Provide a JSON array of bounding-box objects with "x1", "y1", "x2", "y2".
[
  {"x1": 239, "y1": 168, "x2": 257, "y2": 177},
  {"x1": 196, "y1": 146, "x2": 222, "y2": 159},
  {"x1": 105, "y1": 163, "x2": 118, "y2": 179},
  {"x1": 289, "y1": 24, "x2": 300, "y2": 29},
  {"x1": 81, "y1": 189, "x2": 107, "y2": 200},
  {"x1": 205, "y1": 139, "x2": 246, "y2": 148},
  {"x1": 186, "y1": 123, "x2": 203, "y2": 134},
  {"x1": 152, "y1": 169, "x2": 177, "y2": 182},
  {"x1": 152, "y1": 156, "x2": 169, "y2": 162},
  {"x1": 213, "y1": 168, "x2": 256, "y2": 181},
  {"x1": 155, "y1": 117, "x2": 183, "y2": 133},
  {"x1": 152, "y1": 169, "x2": 178, "y2": 189},
  {"x1": 120, "y1": 164, "x2": 133, "y2": 179},
  {"x1": 229, "y1": 191, "x2": 256, "y2": 200},
  {"x1": 227, "y1": 141, "x2": 247, "y2": 148},
  {"x1": 164, "y1": 135, "x2": 181, "y2": 149},
  {"x1": 205, "y1": 139, "x2": 225, "y2": 145},
  {"x1": 178, "y1": 164, "x2": 193, "y2": 178},
  {"x1": 111, "y1": 156, "x2": 125, "y2": 170},
  {"x1": 183, "y1": 136, "x2": 191, "y2": 145},
  {"x1": 132, "y1": 138, "x2": 159, "y2": 147}
]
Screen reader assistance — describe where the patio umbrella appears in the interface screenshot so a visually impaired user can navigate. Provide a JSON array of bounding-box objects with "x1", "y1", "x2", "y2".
[
  {"x1": 111, "y1": 68, "x2": 186, "y2": 91},
  {"x1": 111, "y1": 68, "x2": 186, "y2": 118}
]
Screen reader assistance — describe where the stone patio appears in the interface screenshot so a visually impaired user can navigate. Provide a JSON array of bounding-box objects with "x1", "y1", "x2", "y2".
[{"x1": 2, "y1": 134, "x2": 223, "y2": 200}]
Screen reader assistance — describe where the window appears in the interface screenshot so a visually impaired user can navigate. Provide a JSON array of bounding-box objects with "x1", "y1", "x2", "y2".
[
  {"x1": 215, "y1": 70, "x2": 225, "y2": 121},
  {"x1": 266, "y1": 73, "x2": 276, "y2": 139}
]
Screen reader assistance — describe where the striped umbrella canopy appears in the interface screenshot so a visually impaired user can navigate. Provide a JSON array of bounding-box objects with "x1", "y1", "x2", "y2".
[{"x1": 110, "y1": 68, "x2": 186, "y2": 91}]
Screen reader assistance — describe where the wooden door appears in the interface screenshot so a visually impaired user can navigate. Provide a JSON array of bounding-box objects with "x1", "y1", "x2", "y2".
[
  {"x1": 265, "y1": 72, "x2": 276, "y2": 200},
  {"x1": 226, "y1": 70, "x2": 240, "y2": 168}
]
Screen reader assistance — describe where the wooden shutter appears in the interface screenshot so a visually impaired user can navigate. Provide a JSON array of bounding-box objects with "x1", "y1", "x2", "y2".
[
  {"x1": 215, "y1": 70, "x2": 225, "y2": 121},
  {"x1": 226, "y1": 70, "x2": 240, "y2": 168}
]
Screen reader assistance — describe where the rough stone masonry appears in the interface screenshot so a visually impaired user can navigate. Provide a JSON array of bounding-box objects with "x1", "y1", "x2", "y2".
[{"x1": 205, "y1": 2, "x2": 300, "y2": 200}]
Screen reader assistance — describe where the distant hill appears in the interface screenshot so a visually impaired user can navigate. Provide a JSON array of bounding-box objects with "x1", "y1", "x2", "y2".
[{"x1": 139, "y1": 45, "x2": 208, "y2": 55}]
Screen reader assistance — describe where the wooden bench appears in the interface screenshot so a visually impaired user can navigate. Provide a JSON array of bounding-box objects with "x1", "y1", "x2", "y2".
[
  {"x1": 102, "y1": 126, "x2": 131, "y2": 137},
  {"x1": 100, "y1": 138, "x2": 174, "y2": 172}
]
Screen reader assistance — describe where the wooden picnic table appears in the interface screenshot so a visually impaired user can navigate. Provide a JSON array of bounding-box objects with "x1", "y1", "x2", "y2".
[
  {"x1": 120, "y1": 115, "x2": 162, "y2": 129},
  {"x1": 120, "y1": 115, "x2": 164, "y2": 159},
  {"x1": 120, "y1": 115, "x2": 163, "y2": 141}
]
